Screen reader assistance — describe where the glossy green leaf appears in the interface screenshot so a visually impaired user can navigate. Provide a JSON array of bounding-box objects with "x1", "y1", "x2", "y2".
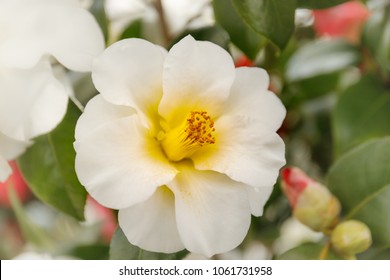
[
  {"x1": 332, "y1": 75, "x2": 390, "y2": 156},
  {"x1": 277, "y1": 243, "x2": 340, "y2": 260},
  {"x1": 363, "y1": 7, "x2": 390, "y2": 78},
  {"x1": 109, "y1": 227, "x2": 188, "y2": 260},
  {"x1": 70, "y1": 244, "x2": 109, "y2": 260},
  {"x1": 213, "y1": 0, "x2": 265, "y2": 60},
  {"x1": 120, "y1": 19, "x2": 143, "y2": 40},
  {"x1": 297, "y1": 0, "x2": 349, "y2": 9},
  {"x1": 328, "y1": 137, "x2": 390, "y2": 247},
  {"x1": 18, "y1": 102, "x2": 87, "y2": 221},
  {"x1": 286, "y1": 39, "x2": 361, "y2": 81},
  {"x1": 232, "y1": 0, "x2": 296, "y2": 49},
  {"x1": 90, "y1": 0, "x2": 109, "y2": 43}
]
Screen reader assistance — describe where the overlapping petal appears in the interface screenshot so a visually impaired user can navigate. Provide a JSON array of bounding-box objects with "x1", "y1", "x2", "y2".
[
  {"x1": 0, "y1": 156, "x2": 11, "y2": 182},
  {"x1": 92, "y1": 39, "x2": 167, "y2": 130},
  {"x1": 119, "y1": 186, "x2": 184, "y2": 253},
  {"x1": 0, "y1": 0, "x2": 104, "y2": 71},
  {"x1": 74, "y1": 115, "x2": 178, "y2": 209},
  {"x1": 192, "y1": 67, "x2": 286, "y2": 188},
  {"x1": 246, "y1": 186, "x2": 274, "y2": 217},
  {"x1": 0, "y1": 61, "x2": 68, "y2": 141},
  {"x1": 192, "y1": 117, "x2": 285, "y2": 188},
  {"x1": 75, "y1": 95, "x2": 135, "y2": 142},
  {"x1": 224, "y1": 67, "x2": 286, "y2": 131},
  {"x1": 168, "y1": 162, "x2": 251, "y2": 257},
  {"x1": 0, "y1": 132, "x2": 29, "y2": 182},
  {"x1": 159, "y1": 36, "x2": 235, "y2": 127}
]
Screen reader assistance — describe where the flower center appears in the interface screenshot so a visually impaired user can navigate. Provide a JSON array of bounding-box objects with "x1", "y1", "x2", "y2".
[{"x1": 160, "y1": 111, "x2": 216, "y2": 162}]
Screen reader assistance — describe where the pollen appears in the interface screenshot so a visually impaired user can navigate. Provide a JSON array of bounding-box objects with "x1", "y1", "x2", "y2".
[
  {"x1": 161, "y1": 111, "x2": 216, "y2": 162},
  {"x1": 185, "y1": 111, "x2": 216, "y2": 146}
]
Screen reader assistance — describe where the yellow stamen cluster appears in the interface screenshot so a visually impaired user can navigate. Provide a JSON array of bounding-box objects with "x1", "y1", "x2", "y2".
[
  {"x1": 161, "y1": 111, "x2": 216, "y2": 162},
  {"x1": 185, "y1": 111, "x2": 216, "y2": 146}
]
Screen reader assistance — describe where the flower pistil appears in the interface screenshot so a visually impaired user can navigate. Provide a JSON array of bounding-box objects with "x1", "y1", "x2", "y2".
[{"x1": 161, "y1": 111, "x2": 216, "y2": 161}]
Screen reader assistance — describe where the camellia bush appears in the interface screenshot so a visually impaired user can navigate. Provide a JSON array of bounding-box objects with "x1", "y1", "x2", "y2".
[{"x1": 0, "y1": 0, "x2": 389, "y2": 260}]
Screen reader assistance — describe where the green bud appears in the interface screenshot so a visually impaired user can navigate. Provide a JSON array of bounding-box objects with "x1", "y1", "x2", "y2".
[
  {"x1": 331, "y1": 220, "x2": 372, "y2": 256},
  {"x1": 293, "y1": 183, "x2": 341, "y2": 233}
]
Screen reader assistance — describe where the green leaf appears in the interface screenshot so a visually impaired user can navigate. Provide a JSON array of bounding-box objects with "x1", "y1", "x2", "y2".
[
  {"x1": 232, "y1": 0, "x2": 296, "y2": 49},
  {"x1": 277, "y1": 243, "x2": 340, "y2": 260},
  {"x1": 109, "y1": 227, "x2": 188, "y2": 260},
  {"x1": 332, "y1": 75, "x2": 390, "y2": 156},
  {"x1": 120, "y1": 19, "x2": 143, "y2": 40},
  {"x1": 286, "y1": 39, "x2": 361, "y2": 81},
  {"x1": 213, "y1": 0, "x2": 265, "y2": 60},
  {"x1": 70, "y1": 244, "x2": 109, "y2": 260},
  {"x1": 328, "y1": 137, "x2": 390, "y2": 247},
  {"x1": 297, "y1": 0, "x2": 349, "y2": 9},
  {"x1": 170, "y1": 26, "x2": 230, "y2": 51},
  {"x1": 362, "y1": 7, "x2": 390, "y2": 78},
  {"x1": 90, "y1": 0, "x2": 109, "y2": 43},
  {"x1": 18, "y1": 101, "x2": 87, "y2": 221}
]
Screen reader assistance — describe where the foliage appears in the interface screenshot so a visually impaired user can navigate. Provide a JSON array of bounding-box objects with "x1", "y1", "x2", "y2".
[{"x1": 2, "y1": 0, "x2": 390, "y2": 260}]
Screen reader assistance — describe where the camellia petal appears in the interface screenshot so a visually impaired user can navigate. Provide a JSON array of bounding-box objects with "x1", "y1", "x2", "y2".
[
  {"x1": 0, "y1": 132, "x2": 29, "y2": 182},
  {"x1": 119, "y1": 186, "x2": 185, "y2": 253},
  {"x1": 0, "y1": 156, "x2": 11, "y2": 182},
  {"x1": 0, "y1": 132, "x2": 29, "y2": 161},
  {"x1": 0, "y1": 0, "x2": 104, "y2": 71},
  {"x1": 75, "y1": 95, "x2": 136, "y2": 142},
  {"x1": 74, "y1": 116, "x2": 178, "y2": 209},
  {"x1": 168, "y1": 162, "x2": 251, "y2": 257},
  {"x1": 224, "y1": 67, "x2": 286, "y2": 131},
  {"x1": 192, "y1": 118, "x2": 285, "y2": 188},
  {"x1": 159, "y1": 35, "x2": 235, "y2": 127},
  {"x1": 92, "y1": 39, "x2": 167, "y2": 129},
  {"x1": 0, "y1": 61, "x2": 68, "y2": 141},
  {"x1": 246, "y1": 186, "x2": 274, "y2": 217}
]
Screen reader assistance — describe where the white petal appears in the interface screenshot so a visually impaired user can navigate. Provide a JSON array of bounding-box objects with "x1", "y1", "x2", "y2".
[
  {"x1": 74, "y1": 115, "x2": 178, "y2": 209},
  {"x1": 75, "y1": 95, "x2": 135, "y2": 142},
  {"x1": 192, "y1": 117, "x2": 285, "y2": 188},
  {"x1": 0, "y1": 61, "x2": 68, "y2": 141},
  {"x1": 119, "y1": 186, "x2": 184, "y2": 253},
  {"x1": 225, "y1": 67, "x2": 286, "y2": 131},
  {"x1": 0, "y1": 156, "x2": 12, "y2": 182},
  {"x1": 246, "y1": 186, "x2": 274, "y2": 217},
  {"x1": 168, "y1": 162, "x2": 251, "y2": 257},
  {"x1": 92, "y1": 39, "x2": 167, "y2": 129},
  {"x1": 159, "y1": 35, "x2": 235, "y2": 127},
  {"x1": 0, "y1": 0, "x2": 104, "y2": 71},
  {"x1": 0, "y1": 131, "x2": 30, "y2": 160}
]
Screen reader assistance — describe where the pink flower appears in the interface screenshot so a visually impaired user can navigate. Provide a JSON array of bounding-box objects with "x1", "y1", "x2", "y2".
[
  {"x1": 0, "y1": 161, "x2": 30, "y2": 207},
  {"x1": 313, "y1": 1, "x2": 370, "y2": 44}
]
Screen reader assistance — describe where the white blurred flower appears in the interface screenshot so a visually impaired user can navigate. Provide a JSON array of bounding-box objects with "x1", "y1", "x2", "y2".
[
  {"x1": 273, "y1": 217, "x2": 324, "y2": 255},
  {"x1": 105, "y1": 0, "x2": 213, "y2": 44},
  {"x1": 74, "y1": 36, "x2": 285, "y2": 257},
  {"x1": 0, "y1": 0, "x2": 104, "y2": 181}
]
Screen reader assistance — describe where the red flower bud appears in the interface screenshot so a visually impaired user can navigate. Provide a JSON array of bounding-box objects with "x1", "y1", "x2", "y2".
[
  {"x1": 313, "y1": 1, "x2": 370, "y2": 44},
  {"x1": 281, "y1": 167, "x2": 341, "y2": 232},
  {"x1": 0, "y1": 161, "x2": 30, "y2": 207},
  {"x1": 281, "y1": 167, "x2": 314, "y2": 208},
  {"x1": 235, "y1": 56, "x2": 254, "y2": 67}
]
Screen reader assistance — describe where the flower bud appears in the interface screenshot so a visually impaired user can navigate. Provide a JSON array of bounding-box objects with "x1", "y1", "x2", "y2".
[
  {"x1": 0, "y1": 161, "x2": 30, "y2": 207},
  {"x1": 331, "y1": 220, "x2": 372, "y2": 256},
  {"x1": 281, "y1": 167, "x2": 341, "y2": 232}
]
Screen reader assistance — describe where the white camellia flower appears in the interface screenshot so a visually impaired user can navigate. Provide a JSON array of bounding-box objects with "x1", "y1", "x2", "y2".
[
  {"x1": 0, "y1": 0, "x2": 104, "y2": 181},
  {"x1": 74, "y1": 36, "x2": 286, "y2": 257}
]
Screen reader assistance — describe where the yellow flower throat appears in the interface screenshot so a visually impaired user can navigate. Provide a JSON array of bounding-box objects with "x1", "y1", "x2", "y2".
[{"x1": 161, "y1": 111, "x2": 216, "y2": 162}]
